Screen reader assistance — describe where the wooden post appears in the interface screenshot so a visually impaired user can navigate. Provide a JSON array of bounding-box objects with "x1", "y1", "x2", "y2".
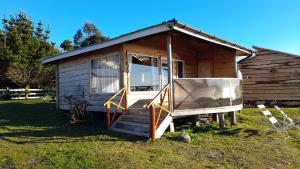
[
  {"x1": 218, "y1": 113, "x2": 225, "y2": 129},
  {"x1": 121, "y1": 43, "x2": 128, "y2": 113},
  {"x1": 168, "y1": 87, "x2": 171, "y2": 112},
  {"x1": 106, "y1": 103, "x2": 111, "y2": 128},
  {"x1": 193, "y1": 115, "x2": 201, "y2": 127},
  {"x1": 125, "y1": 90, "x2": 128, "y2": 111},
  {"x1": 166, "y1": 33, "x2": 173, "y2": 113},
  {"x1": 150, "y1": 105, "x2": 156, "y2": 139},
  {"x1": 212, "y1": 113, "x2": 219, "y2": 122},
  {"x1": 229, "y1": 111, "x2": 237, "y2": 126},
  {"x1": 120, "y1": 43, "x2": 127, "y2": 88},
  {"x1": 55, "y1": 64, "x2": 59, "y2": 112},
  {"x1": 169, "y1": 118, "x2": 175, "y2": 132}
]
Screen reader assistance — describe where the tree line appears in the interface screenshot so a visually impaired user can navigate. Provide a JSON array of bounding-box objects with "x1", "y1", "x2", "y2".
[
  {"x1": 0, "y1": 12, "x2": 108, "y2": 90},
  {"x1": 60, "y1": 22, "x2": 109, "y2": 51}
]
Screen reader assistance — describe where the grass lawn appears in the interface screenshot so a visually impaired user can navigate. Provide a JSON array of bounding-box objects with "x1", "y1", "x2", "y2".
[{"x1": 0, "y1": 99, "x2": 299, "y2": 169}]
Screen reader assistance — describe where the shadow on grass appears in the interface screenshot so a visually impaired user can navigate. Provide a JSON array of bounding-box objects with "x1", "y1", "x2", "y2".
[
  {"x1": 0, "y1": 100, "x2": 146, "y2": 144},
  {"x1": 168, "y1": 119, "x2": 261, "y2": 142},
  {"x1": 243, "y1": 129, "x2": 260, "y2": 138},
  {"x1": 216, "y1": 128, "x2": 243, "y2": 136},
  {"x1": 192, "y1": 124, "x2": 219, "y2": 133}
]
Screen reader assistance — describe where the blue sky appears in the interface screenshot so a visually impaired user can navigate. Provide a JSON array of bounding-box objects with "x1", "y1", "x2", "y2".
[{"x1": 1, "y1": 0, "x2": 300, "y2": 55}]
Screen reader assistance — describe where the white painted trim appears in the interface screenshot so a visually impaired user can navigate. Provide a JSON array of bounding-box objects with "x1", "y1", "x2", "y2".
[
  {"x1": 42, "y1": 25, "x2": 170, "y2": 64},
  {"x1": 173, "y1": 77, "x2": 239, "y2": 80},
  {"x1": 127, "y1": 53, "x2": 161, "y2": 93},
  {"x1": 172, "y1": 104, "x2": 243, "y2": 117},
  {"x1": 173, "y1": 26, "x2": 251, "y2": 55},
  {"x1": 155, "y1": 114, "x2": 172, "y2": 138}
]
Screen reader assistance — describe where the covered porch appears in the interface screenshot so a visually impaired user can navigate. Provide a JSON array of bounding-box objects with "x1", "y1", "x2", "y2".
[
  {"x1": 126, "y1": 31, "x2": 247, "y2": 114},
  {"x1": 105, "y1": 23, "x2": 252, "y2": 139}
]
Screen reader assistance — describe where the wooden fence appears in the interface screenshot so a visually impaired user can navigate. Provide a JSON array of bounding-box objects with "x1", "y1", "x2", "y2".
[{"x1": 0, "y1": 88, "x2": 45, "y2": 99}]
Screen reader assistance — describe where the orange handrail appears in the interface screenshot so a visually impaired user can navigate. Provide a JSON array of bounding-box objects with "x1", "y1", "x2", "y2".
[
  {"x1": 146, "y1": 84, "x2": 170, "y2": 109},
  {"x1": 147, "y1": 84, "x2": 171, "y2": 139},
  {"x1": 104, "y1": 86, "x2": 128, "y2": 128}
]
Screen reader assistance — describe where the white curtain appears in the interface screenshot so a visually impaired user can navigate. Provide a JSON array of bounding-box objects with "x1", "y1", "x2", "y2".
[{"x1": 91, "y1": 53, "x2": 120, "y2": 94}]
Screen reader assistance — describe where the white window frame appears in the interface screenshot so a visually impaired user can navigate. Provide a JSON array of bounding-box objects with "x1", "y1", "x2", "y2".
[
  {"x1": 128, "y1": 53, "x2": 161, "y2": 93},
  {"x1": 89, "y1": 52, "x2": 121, "y2": 95}
]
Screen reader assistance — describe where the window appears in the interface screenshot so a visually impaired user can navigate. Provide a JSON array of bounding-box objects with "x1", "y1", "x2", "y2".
[
  {"x1": 129, "y1": 54, "x2": 159, "y2": 91},
  {"x1": 162, "y1": 60, "x2": 168, "y2": 87},
  {"x1": 162, "y1": 60, "x2": 184, "y2": 86},
  {"x1": 90, "y1": 53, "x2": 120, "y2": 94}
]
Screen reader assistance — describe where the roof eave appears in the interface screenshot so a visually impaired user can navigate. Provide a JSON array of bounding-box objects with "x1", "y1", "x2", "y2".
[
  {"x1": 42, "y1": 24, "x2": 171, "y2": 64},
  {"x1": 42, "y1": 20, "x2": 252, "y2": 64}
]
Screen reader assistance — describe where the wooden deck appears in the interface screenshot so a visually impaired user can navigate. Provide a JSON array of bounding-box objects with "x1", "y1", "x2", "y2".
[{"x1": 172, "y1": 104, "x2": 242, "y2": 117}]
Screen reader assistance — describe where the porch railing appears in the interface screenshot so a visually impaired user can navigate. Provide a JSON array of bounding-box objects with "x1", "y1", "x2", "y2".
[
  {"x1": 173, "y1": 78, "x2": 242, "y2": 110},
  {"x1": 146, "y1": 84, "x2": 171, "y2": 139},
  {"x1": 104, "y1": 86, "x2": 128, "y2": 128}
]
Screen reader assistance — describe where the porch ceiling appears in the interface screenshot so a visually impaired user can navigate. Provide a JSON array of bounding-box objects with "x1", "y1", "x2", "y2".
[{"x1": 172, "y1": 32, "x2": 220, "y2": 53}]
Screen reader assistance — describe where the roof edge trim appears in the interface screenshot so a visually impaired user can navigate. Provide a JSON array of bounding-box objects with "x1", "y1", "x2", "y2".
[{"x1": 42, "y1": 24, "x2": 170, "y2": 64}]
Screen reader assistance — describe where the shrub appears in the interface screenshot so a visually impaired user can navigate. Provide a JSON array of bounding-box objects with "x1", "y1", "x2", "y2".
[
  {"x1": 24, "y1": 86, "x2": 30, "y2": 99},
  {"x1": 1, "y1": 89, "x2": 12, "y2": 100},
  {"x1": 65, "y1": 95, "x2": 90, "y2": 124}
]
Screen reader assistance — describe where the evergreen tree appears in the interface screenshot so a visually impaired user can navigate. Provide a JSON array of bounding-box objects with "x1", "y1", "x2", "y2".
[
  {"x1": 60, "y1": 39, "x2": 74, "y2": 51},
  {"x1": 61, "y1": 22, "x2": 109, "y2": 50},
  {"x1": 0, "y1": 12, "x2": 59, "y2": 89},
  {"x1": 73, "y1": 29, "x2": 83, "y2": 49}
]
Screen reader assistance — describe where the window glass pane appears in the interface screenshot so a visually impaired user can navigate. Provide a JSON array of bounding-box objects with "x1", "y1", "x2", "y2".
[
  {"x1": 161, "y1": 60, "x2": 184, "y2": 87},
  {"x1": 162, "y1": 60, "x2": 168, "y2": 87},
  {"x1": 90, "y1": 53, "x2": 120, "y2": 94},
  {"x1": 129, "y1": 54, "x2": 159, "y2": 91}
]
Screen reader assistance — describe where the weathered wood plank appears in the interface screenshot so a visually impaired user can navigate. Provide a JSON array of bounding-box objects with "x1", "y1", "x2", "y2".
[{"x1": 239, "y1": 47, "x2": 300, "y2": 104}]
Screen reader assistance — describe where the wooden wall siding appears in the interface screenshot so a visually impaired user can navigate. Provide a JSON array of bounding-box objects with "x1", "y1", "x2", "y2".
[
  {"x1": 58, "y1": 45, "x2": 121, "y2": 111},
  {"x1": 124, "y1": 33, "x2": 199, "y2": 77},
  {"x1": 197, "y1": 49, "x2": 236, "y2": 77},
  {"x1": 239, "y1": 49, "x2": 300, "y2": 102},
  {"x1": 124, "y1": 32, "x2": 236, "y2": 78}
]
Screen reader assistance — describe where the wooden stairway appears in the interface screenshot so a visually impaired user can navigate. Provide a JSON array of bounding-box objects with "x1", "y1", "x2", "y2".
[
  {"x1": 104, "y1": 84, "x2": 172, "y2": 139},
  {"x1": 110, "y1": 100, "x2": 172, "y2": 138}
]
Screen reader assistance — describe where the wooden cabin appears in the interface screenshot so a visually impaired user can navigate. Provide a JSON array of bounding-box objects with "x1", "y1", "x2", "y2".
[
  {"x1": 239, "y1": 46, "x2": 300, "y2": 106},
  {"x1": 42, "y1": 20, "x2": 252, "y2": 139}
]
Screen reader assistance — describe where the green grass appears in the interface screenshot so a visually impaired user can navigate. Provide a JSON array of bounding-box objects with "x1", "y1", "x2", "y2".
[{"x1": 0, "y1": 99, "x2": 299, "y2": 169}]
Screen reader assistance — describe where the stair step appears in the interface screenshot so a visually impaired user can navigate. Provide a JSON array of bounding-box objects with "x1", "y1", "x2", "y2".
[
  {"x1": 129, "y1": 99, "x2": 152, "y2": 109},
  {"x1": 110, "y1": 127, "x2": 149, "y2": 137},
  {"x1": 120, "y1": 114, "x2": 167, "y2": 124},
  {"x1": 121, "y1": 114, "x2": 150, "y2": 124},
  {"x1": 127, "y1": 107, "x2": 170, "y2": 116},
  {"x1": 113, "y1": 121, "x2": 149, "y2": 133},
  {"x1": 127, "y1": 108, "x2": 149, "y2": 116}
]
